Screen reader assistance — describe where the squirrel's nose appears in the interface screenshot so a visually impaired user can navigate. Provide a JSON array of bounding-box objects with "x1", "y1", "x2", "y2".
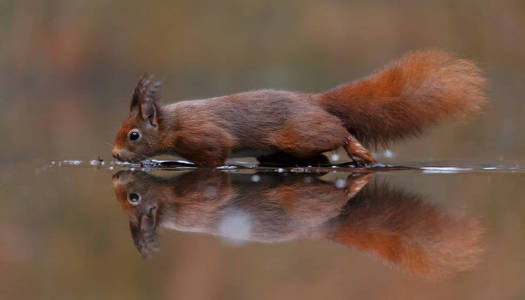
[{"x1": 112, "y1": 147, "x2": 122, "y2": 161}]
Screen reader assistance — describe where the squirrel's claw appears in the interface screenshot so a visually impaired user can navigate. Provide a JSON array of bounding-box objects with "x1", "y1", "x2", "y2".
[{"x1": 344, "y1": 134, "x2": 375, "y2": 167}]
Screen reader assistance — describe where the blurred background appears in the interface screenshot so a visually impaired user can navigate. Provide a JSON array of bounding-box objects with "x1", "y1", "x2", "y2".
[
  {"x1": 2, "y1": 0, "x2": 525, "y2": 299},
  {"x1": 2, "y1": 0, "x2": 525, "y2": 164}
]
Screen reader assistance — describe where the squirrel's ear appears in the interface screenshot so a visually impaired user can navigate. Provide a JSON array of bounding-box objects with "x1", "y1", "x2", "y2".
[
  {"x1": 129, "y1": 220, "x2": 147, "y2": 258},
  {"x1": 129, "y1": 74, "x2": 161, "y2": 128},
  {"x1": 140, "y1": 81, "x2": 161, "y2": 128},
  {"x1": 130, "y1": 74, "x2": 152, "y2": 114},
  {"x1": 129, "y1": 219, "x2": 153, "y2": 259},
  {"x1": 129, "y1": 212, "x2": 160, "y2": 259}
]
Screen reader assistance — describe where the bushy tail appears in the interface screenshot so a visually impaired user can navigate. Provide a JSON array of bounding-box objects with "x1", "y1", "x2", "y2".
[
  {"x1": 314, "y1": 50, "x2": 486, "y2": 146},
  {"x1": 324, "y1": 182, "x2": 484, "y2": 278}
]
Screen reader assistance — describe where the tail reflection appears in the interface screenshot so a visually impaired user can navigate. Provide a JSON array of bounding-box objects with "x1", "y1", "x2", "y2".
[{"x1": 112, "y1": 170, "x2": 483, "y2": 278}]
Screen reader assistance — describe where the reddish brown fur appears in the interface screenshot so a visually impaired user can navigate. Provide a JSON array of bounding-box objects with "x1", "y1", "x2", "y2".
[
  {"x1": 326, "y1": 182, "x2": 484, "y2": 278},
  {"x1": 315, "y1": 50, "x2": 486, "y2": 146},
  {"x1": 112, "y1": 171, "x2": 483, "y2": 277},
  {"x1": 113, "y1": 50, "x2": 486, "y2": 166}
]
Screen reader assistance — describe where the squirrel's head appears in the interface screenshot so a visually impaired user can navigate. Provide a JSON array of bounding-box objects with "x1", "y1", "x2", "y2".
[
  {"x1": 111, "y1": 169, "x2": 231, "y2": 258},
  {"x1": 112, "y1": 170, "x2": 167, "y2": 258},
  {"x1": 112, "y1": 74, "x2": 163, "y2": 162}
]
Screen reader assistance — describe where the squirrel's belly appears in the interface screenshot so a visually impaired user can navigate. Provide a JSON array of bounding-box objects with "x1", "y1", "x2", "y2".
[{"x1": 230, "y1": 149, "x2": 272, "y2": 158}]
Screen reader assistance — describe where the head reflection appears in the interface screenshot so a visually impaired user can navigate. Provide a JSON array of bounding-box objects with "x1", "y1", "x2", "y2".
[{"x1": 112, "y1": 170, "x2": 483, "y2": 278}]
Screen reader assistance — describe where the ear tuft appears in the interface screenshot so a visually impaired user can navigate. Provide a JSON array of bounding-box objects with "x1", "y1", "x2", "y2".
[
  {"x1": 129, "y1": 218, "x2": 160, "y2": 259},
  {"x1": 129, "y1": 220, "x2": 151, "y2": 258},
  {"x1": 129, "y1": 74, "x2": 162, "y2": 127},
  {"x1": 146, "y1": 80, "x2": 162, "y2": 104},
  {"x1": 130, "y1": 73, "x2": 153, "y2": 112}
]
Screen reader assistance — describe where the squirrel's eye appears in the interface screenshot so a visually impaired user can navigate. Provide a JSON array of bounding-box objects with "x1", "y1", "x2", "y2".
[
  {"x1": 128, "y1": 193, "x2": 141, "y2": 205},
  {"x1": 129, "y1": 130, "x2": 140, "y2": 141}
]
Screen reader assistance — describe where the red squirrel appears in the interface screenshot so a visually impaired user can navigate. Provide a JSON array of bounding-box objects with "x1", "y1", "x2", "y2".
[
  {"x1": 112, "y1": 50, "x2": 485, "y2": 167},
  {"x1": 112, "y1": 170, "x2": 483, "y2": 278}
]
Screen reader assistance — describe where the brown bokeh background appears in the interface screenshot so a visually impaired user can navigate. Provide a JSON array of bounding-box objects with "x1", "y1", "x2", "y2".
[
  {"x1": 2, "y1": 0, "x2": 525, "y2": 164},
  {"x1": 2, "y1": 1, "x2": 525, "y2": 299}
]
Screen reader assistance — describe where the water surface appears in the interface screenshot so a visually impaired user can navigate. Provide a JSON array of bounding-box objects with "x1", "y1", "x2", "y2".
[{"x1": 3, "y1": 160, "x2": 525, "y2": 300}]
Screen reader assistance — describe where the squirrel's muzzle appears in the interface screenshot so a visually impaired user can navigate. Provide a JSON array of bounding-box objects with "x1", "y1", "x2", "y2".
[{"x1": 112, "y1": 147, "x2": 136, "y2": 161}]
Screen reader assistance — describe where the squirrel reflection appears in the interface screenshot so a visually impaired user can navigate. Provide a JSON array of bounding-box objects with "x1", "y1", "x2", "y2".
[{"x1": 112, "y1": 170, "x2": 483, "y2": 278}]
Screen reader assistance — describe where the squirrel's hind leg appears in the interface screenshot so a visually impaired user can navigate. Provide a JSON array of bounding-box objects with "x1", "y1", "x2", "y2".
[
  {"x1": 268, "y1": 112, "x2": 374, "y2": 166},
  {"x1": 344, "y1": 134, "x2": 375, "y2": 166}
]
